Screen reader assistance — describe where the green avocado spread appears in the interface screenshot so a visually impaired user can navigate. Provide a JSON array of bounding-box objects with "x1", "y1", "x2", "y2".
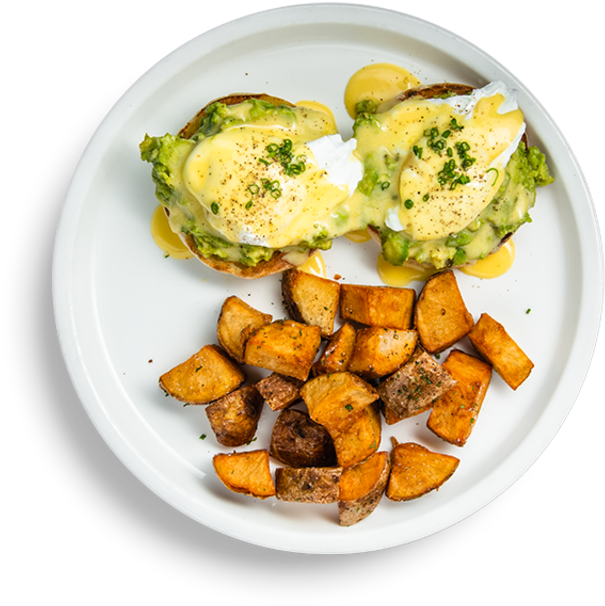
[{"x1": 376, "y1": 144, "x2": 554, "y2": 269}]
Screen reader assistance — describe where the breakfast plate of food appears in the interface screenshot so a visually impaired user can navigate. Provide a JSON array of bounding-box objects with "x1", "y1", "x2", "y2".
[{"x1": 52, "y1": 4, "x2": 601, "y2": 553}]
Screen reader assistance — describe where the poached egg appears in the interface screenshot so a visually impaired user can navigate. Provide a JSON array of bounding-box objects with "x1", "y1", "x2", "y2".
[
  {"x1": 180, "y1": 105, "x2": 363, "y2": 250},
  {"x1": 354, "y1": 81, "x2": 526, "y2": 241}
]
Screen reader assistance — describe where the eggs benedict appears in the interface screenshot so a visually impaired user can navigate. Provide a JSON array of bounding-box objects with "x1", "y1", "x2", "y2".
[
  {"x1": 140, "y1": 94, "x2": 363, "y2": 278},
  {"x1": 353, "y1": 81, "x2": 553, "y2": 270},
  {"x1": 140, "y1": 80, "x2": 553, "y2": 279}
]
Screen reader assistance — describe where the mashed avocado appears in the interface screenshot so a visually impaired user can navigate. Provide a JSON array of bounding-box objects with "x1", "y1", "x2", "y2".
[{"x1": 375, "y1": 143, "x2": 554, "y2": 269}]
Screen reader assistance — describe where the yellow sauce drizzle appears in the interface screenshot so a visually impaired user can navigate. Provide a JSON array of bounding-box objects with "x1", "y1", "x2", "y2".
[
  {"x1": 344, "y1": 228, "x2": 372, "y2": 243},
  {"x1": 377, "y1": 254, "x2": 436, "y2": 287},
  {"x1": 344, "y1": 62, "x2": 422, "y2": 118},
  {"x1": 150, "y1": 205, "x2": 193, "y2": 259},
  {"x1": 459, "y1": 239, "x2": 515, "y2": 279},
  {"x1": 297, "y1": 251, "x2": 326, "y2": 278},
  {"x1": 295, "y1": 100, "x2": 337, "y2": 126}
]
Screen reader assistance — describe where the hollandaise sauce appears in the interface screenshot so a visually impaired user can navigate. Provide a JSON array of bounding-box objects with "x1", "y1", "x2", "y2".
[
  {"x1": 295, "y1": 100, "x2": 336, "y2": 125},
  {"x1": 377, "y1": 255, "x2": 436, "y2": 287},
  {"x1": 344, "y1": 63, "x2": 422, "y2": 118},
  {"x1": 151, "y1": 205, "x2": 193, "y2": 259},
  {"x1": 297, "y1": 251, "x2": 327, "y2": 278},
  {"x1": 344, "y1": 229, "x2": 372, "y2": 243},
  {"x1": 167, "y1": 101, "x2": 365, "y2": 259},
  {"x1": 459, "y1": 238, "x2": 515, "y2": 279}
]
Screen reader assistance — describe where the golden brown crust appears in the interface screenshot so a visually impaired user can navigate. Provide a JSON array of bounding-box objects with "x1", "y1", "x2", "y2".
[
  {"x1": 176, "y1": 93, "x2": 303, "y2": 279},
  {"x1": 178, "y1": 93, "x2": 295, "y2": 138},
  {"x1": 394, "y1": 82, "x2": 475, "y2": 102},
  {"x1": 179, "y1": 231, "x2": 295, "y2": 279}
]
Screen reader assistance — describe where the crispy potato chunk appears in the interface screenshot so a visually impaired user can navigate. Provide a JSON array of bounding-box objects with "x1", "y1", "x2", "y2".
[
  {"x1": 340, "y1": 283, "x2": 415, "y2": 329},
  {"x1": 348, "y1": 327, "x2": 418, "y2": 379},
  {"x1": 328, "y1": 402, "x2": 381, "y2": 468},
  {"x1": 205, "y1": 385, "x2": 264, "y2": 447},
  {"x1": 338, "y1": 451, "x2": 391, "y2": 526},
  {"x1": 244, "y1": 319, "x2": 322, "y2": 381},
  {"x1": 386, "y1": 440, "x2": 460, "y2": 501},
  {"x1": 212, "y1": 449, "x2": 276, "y2": 499},
  {"x1": 312, "y1": 323, "x2": 357, "y2": 377},
  {"x1": 270, "y1": 409, "x2": 337, "y2": 468},
  {"x1": 275, "y1": 467, "x2": 342, "y2": 504},
  {"x1": 414, "y1": 270, "x2": 474, "y2": 353},
  {"x1": 427, "y1": 349, "x2": 492, "y2": 446},
  {"x1": 378, "y1": 348, "x2": 457, "y2": 425},
  {"x1": 282, "y1": 269, "x2": 341, "y2": 338},
  {"x1": 468, "y1": 312, "x2": 534, "y2": 390},
  {"x1": 159, "y1": 344, "x2": 246, "y2": 405},
  {"x1": 217, "y1": 296, "x2": 272, "y2": 363},
  {"x1": 255, "y1": 373, "x2": 303, "y2": 411},
  {"x1": 300, "y1": 372, "x2": 379, "y2": 430}
]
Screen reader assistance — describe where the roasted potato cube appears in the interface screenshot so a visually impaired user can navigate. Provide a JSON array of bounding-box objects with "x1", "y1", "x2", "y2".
[
  {"x1": 270, "y1": 408, "x2": 337, "y2": 468},
  {"x1": 300, "y1": 371, "x2": 379, "y2": 430},
  {"x1": 338, "y1": 451, "x2": 391, "y2": 526},
  {"x1": 205, "y1": 385, "x2": 264, "y2": 447},
  {"x1": 255, "y1": 373, "x2": 303, "y2": 411},
  {"x1": 282, "y1": 269, "x2": 340, "y2": 338},
  {"x1": 468, "y1": 312, "x2": 534, "y2": 390},
  {"x1": 340, "y1": 283, "x2": 415, "y2": 330},
  {"x1": 386, "y1": 440, "x2": 460, "y2": 501},
  {"x1": 427, "y1": 349, "x2": 492, "y2": 446},
  {"x1": 348, "y1": 327, "x2": 418, "y2": 379},
  {"x1": 275, "y1": 467, "x2": 342, "y2": 503},
  {"x1": 217, "y1": 296, "x2": 272, "y2": 363},
  {"x1": 328, "y1": 402, "x2": 381, "y2": 468},
  {"x1": 414, "y1": 270, "x2": 474, "y2": 353},
  {"x1": 378, "y1": 348, "x2": 457, "y2": 425},
  {"x1": 244, "y1": 319, "x2": 322, "y2": 381},
  {"x1": 312, "y1": 323, "x2": 356, "y2": 376},
  {"x1": 212, "y1": 449, "x2": 276, "y2": 499},
  {"x1": 159, "y1": 344, "x2": 245, "y2": 405}
]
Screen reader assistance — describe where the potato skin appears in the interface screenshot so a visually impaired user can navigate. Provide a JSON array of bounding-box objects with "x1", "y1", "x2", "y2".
[
  {"x1": 378, "y1": 348, "x2": 456, "y2": 424},
  {"x1": 275, "y1": 467, "x2": 342, "y2": 503},
  {"x1": 256, "y1": 373, "x2": 303, "y2": 412},
  {"x1": 338, "y1": 451, "x2": 391, "y2": 526},
  {"x1": 270, "y1": 409, "x2": 337, "y2": 468},
  {"x1": 205, "y1": 385, "x2": 264, "y2": 447}
]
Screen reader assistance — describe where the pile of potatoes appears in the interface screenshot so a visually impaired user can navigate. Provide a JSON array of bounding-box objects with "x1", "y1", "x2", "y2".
[{"x1": 159, "y1": 268, "x2": 534, "y2": 526}]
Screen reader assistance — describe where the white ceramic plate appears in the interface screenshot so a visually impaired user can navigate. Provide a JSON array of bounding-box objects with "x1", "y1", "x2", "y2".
[{"x1": 53, "y1": 4, "x2": 601, "y2": 553}]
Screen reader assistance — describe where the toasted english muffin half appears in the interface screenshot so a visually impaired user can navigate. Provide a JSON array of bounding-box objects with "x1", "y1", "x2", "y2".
[
  {"x1": 368, "y1": 82, "x2": 529, "y2": 270},
  {"x1": 172, "y1": 93, "x2": 307, "y2": 279}
]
